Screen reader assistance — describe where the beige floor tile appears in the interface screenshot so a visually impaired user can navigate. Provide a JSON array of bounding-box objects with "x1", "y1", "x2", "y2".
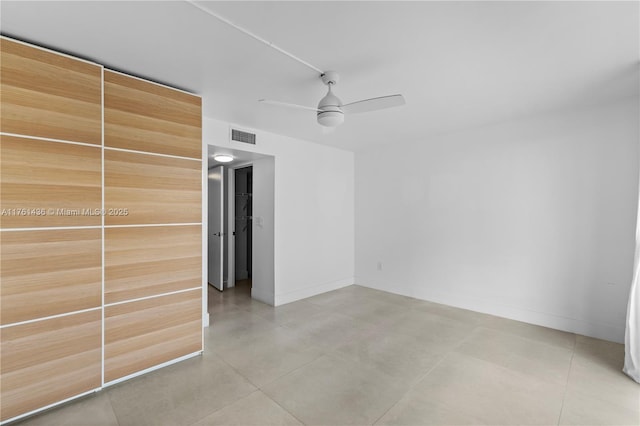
[
  {"x1": 280, "y1": 311, "x2": 377, "y2": 350},
  {"x1": 208, "y1": 285, "x2": 249, "y2": 307},
  {"x1": 412, "y1": 300, "x2": 491, "y2": 325},
  {"x1": 304, "y1": 286, "x2": 365, "y2": 307},
  {"x1": 215, "y1": 327, "x2": 325, "y2": 387},
  {"x1": 332, "y1": 330, "x2": 445, "y2": 385},
  {"x1": 191, "y1": 391, "x2": 301, "y2": 426},
  {"x1": 253, "y1": 300, "x2": 327, "y2": 325},
  {"x1": 106, "y1": 354, "x2": 256, "y2": 426},
  {"x1": 262, "y1": 354, "x2": 409, "y2": 425},
  {"x1": 455, "y1": 326, "x2": 573, "y2": 384},
  {"x1": 559, "y1": 390, "x2": 640, "y2": 425},
  {"x1": 205, "y1": 310, "x2": 281, "y2": 353},
  {"x1": 231, "y1": 294, "x2": 272, "y2": 309},
  {"x1": 574, "y1": 335, "x2": 625, "y2": 370},
  {"x1": 567, "y1": 349, "x2": 640, "y2": 412},
  {"x1": 208, "y1": 303, "x2": 251, "y2": 325},
  {"x1": 481, "y1": 315, "x2": 576, "y2": 349},
  {"x1": 413, "y1": 352, "x2": 565, "y2": 425},
  {"x1": 330, "y1": 296, "x2": 408, "y2": 325},
  {"x1": 15, "y1": 393, "x2": 119, "y2": 426},
  {"x1": 376, "y1": 395, "x2": 484, "y2": 425},
  {"x1": 349, "y1": 285, "x2": 424, "y2": 308},
  {"x1": 382, "y1": 310, "x2": 476, "y2": 351}
]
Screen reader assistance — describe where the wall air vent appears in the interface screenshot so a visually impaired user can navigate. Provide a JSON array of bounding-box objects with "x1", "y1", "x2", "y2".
[{"x1": 231, "y1": 128, "x2": 256, "y2": 145}]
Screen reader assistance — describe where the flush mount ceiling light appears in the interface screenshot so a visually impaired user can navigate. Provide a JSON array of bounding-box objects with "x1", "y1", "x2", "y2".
[{"x1": 213, "y1": 154, "x2": 234, "y2": 163}]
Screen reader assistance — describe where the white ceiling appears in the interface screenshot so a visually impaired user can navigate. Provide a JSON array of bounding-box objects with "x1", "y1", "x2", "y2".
[{"x1": 1, "y1": 1, "x2": 638, "y2": 152}]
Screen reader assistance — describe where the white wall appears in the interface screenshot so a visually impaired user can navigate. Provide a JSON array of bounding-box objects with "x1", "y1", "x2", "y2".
[
  {"x1": 204, "y1": 118, "x2": 355, "y2": 306},
  {"x1": 252, "y1": 157, "x2": 275, "y2": 304},
  {"x1": 355, "y1": 98, "x2": 639, "y2": 343}
]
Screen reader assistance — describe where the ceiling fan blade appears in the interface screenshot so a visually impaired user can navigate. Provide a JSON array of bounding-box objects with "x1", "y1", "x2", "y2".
[
  {"x1": 342, "y1": 94, "x2": 405, "y2": 114},
  {"x1": 258, "y1": 99, "x2": 320, "y2": 112}
]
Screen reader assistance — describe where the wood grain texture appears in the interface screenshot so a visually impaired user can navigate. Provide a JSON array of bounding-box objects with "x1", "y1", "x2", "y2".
[
  {"x1": 0, "y1": 136, "x2": 102, "y2": 228},
  {"x1": 105, "y1": 225, "x2": 202, "y2": 304},
  {"x1": 104, "y1": 149, "x2": 201, "y2": 225},
  {"x1": 0, "y1": 135, "x2": 102, "y2": 228},
  {"x1": 0, "y1": 37, "x2": 102, "y2": 145},
  {"x1": 104, "y1": 290, "x2": 202, "y2": 383},
  {"x1": 0, "y1": 310, "x2": 102, "y2": 422},
  {"x1": 0, "y1": 229, "x2": 101, "y2": 325},
  {"x1": 104, "y1": 70, "x2": 201, "y2": 159}
]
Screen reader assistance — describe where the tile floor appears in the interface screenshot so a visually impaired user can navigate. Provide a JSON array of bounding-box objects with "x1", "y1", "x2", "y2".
[{"x1": 14, "y1": 284, "x2": 640, "y2": 425}]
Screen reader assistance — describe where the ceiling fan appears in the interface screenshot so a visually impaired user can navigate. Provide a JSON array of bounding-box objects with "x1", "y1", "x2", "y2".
[{"x1": 259, "y1": 71, "x2": 405, "y2": 128}]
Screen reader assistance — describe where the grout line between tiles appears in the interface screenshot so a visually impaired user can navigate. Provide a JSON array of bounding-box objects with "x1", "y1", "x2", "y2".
[
  {"x1": 261, "y1": 390, "x2": 308, "y2": 426},
  {"x1": 369, "y1": 321, "x2": 483, "y2": 425},
  {"x1": 556, "y1": 346, "x2": 577, "y2": 425},
  {"x1": 369, "y1": 349, "x2": 455, "y2": 425},
  {"x1": 105, "y1": 390, "x2": 123, "y2": 426}
]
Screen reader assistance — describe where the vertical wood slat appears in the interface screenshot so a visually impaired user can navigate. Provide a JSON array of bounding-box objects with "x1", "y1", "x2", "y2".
[
  {"x1": 0, "y1": 228, "x2": 102, "y2": 325},
  {"x1": 104, "y1": 290, "x2": 202, "y2": 383},
  {"x1": 0, "y1": 37, "x2": 102, "y2": 145},
  {"x1": 0, "y1": 134, "x2": 102, "y2": 228},
  {"x1": 0, "y1": 310, "x2": 102, "y2": 422},
  {"x1": 104, "y1": 70, "x2": 201, "y2": 159},
  {"x1": 105, "y1": 225, "x2": 202, "y2": 304},
  {"x1": 104, "y1": 149, "x2": 201, "y2": 226}
]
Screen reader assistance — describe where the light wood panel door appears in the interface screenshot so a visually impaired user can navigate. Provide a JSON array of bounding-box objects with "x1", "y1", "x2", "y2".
[
  {"x1": 104, "y1": 290, "x2": 202, "y2": 383},
  {"x1": 0, "y1": 135, "x2": 102, "y2": 228},
  {"x1": 105, "y1": 225, "x2": 202, "y2": 304},
  {"x1": 104, "y1": 149, "x2": 201, "y2": 225},
  {"x1": 0, "y1": 310, "x2": 102, "y2": 422},
  {"x1": 0, "y1": 228, "x2": 101, "y2": 325},
  {"x1": 0, "y1": 37, "x2": 204, "y2": 422},
  {"x1": 0, "y1": 37, "x2": 102, "y2": 145},
  {"x1": 104, "y1": 70, "x2": 201, "y2": 159}
]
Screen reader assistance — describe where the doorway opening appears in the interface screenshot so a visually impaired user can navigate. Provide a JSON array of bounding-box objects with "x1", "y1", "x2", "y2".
[
  {"x1": 233, "y1": 166, "x2": 253, "y2": 295},
  {"x1": 206, "y1": 145, "x2": 275, "y2": 325}
]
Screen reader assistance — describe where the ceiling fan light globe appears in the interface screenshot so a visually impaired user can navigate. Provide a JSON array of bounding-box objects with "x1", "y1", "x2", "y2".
[{"x1": 317, "y1": 110, "x2": 344, "y2": 127}]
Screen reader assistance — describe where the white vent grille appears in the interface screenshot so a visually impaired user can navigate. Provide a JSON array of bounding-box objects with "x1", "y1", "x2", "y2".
[{"x1": 231, "y1": 129, "x2": 256, "y2": 144}]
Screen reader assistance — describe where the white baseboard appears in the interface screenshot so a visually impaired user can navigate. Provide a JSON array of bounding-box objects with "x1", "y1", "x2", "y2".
[
  {"x1": 274, "y1": 277, "x2": 354, "y2": 306},
  {"x1": 358, "y1": 281, "x2": 625, "y2": 344}
]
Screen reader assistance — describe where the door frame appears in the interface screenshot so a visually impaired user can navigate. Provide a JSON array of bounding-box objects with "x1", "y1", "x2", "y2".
[
  {"x1": 226, "y1": 167, "x2": 234, "y2": 289},
  {"x1": 207, "y1": 165, "x2": 224, "y2": 291},
  {"x1": 227, "y1": 161, "x2": 254, "y2": 290}
]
